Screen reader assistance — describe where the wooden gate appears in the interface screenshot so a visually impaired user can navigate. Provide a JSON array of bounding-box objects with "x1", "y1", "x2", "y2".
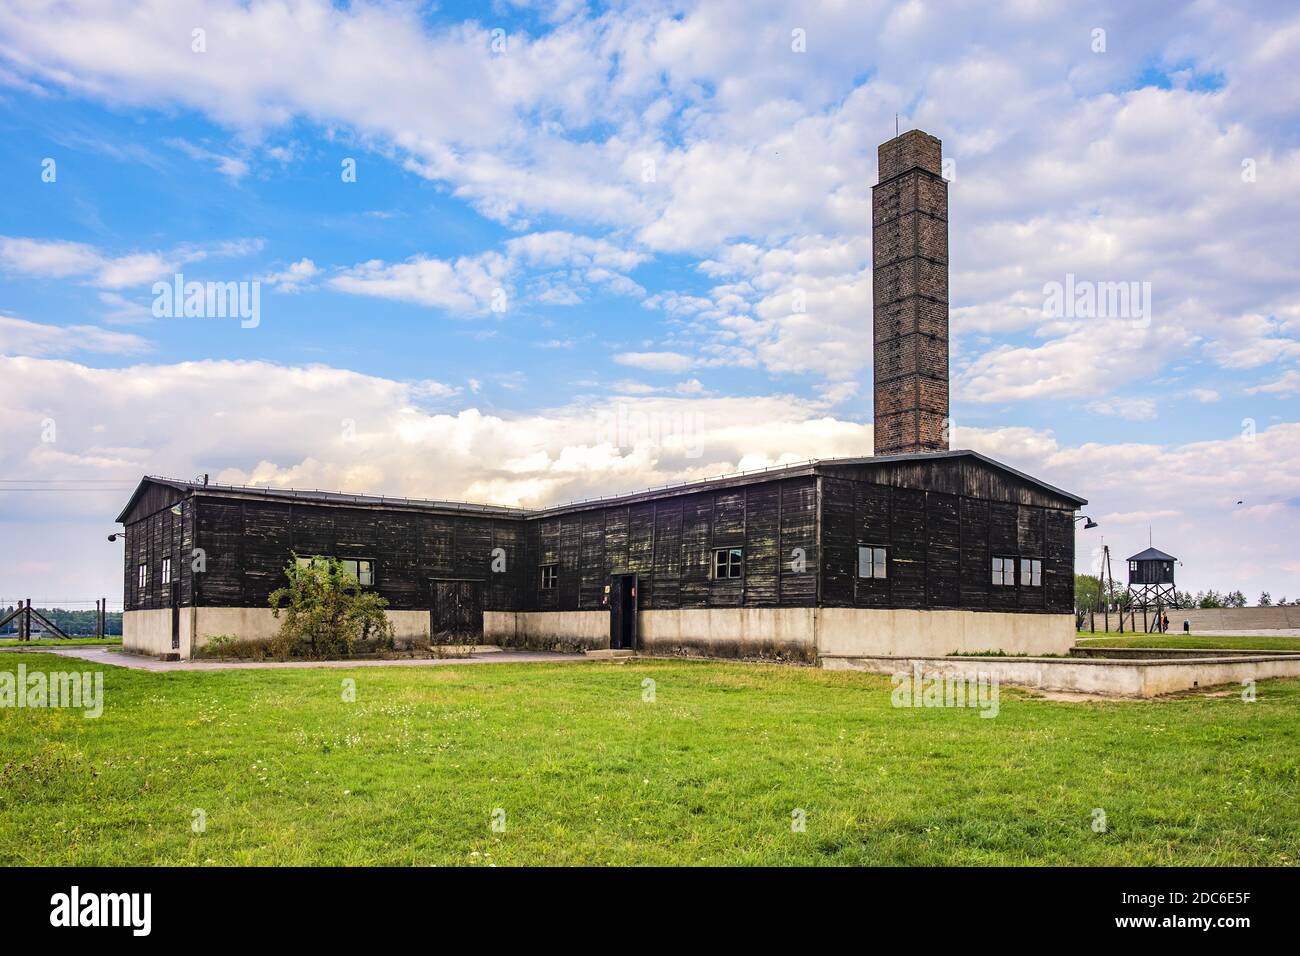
[{"x1": 430, "y1": 580, "x2": 484, "y2": 644}]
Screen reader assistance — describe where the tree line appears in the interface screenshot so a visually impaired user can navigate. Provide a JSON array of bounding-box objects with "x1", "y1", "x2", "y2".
[
  {"x1": 0, "y1": 606, "x2": 123, "y2": 636},
  {"x1": 1074, "y1": 576, "x2": 1295, "y2": 617}
]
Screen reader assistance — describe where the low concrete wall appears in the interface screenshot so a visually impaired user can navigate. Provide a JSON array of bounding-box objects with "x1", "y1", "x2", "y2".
[
  {"x1": 489, "y1": 606, "x2": 1068, "y2": 663},
  {"x1": 1073, "y1": 645, "x2": 1300, "y2": 659},
  {"x1": 487, "y1": 610, "x2": 609, "y2": 651},
  {"x1": 1176, "y1": 606, "x2": 1300, "y2": 631},
  {"x1": 128, "y1": 606, "x2": 430, "y2": 660},
  {"x1": 824, "y1": 653, "x2": 1300, "y2": 698},
  {"x1": 639, "y1": 608, "x2": 816, "y2": 662},
  {"x1": 816, "y1": 608, "x2": 1073, "y2": 658}
]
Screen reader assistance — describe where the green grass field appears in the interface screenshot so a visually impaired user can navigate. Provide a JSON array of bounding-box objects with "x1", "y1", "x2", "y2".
[
  {"x1": 2, "y1": 652, "x2": 1297, "y2": 866},
  {"x1": 1076, "y1": 632, "x2": 1300, "y2": 651},
  {"x1": 0, "y1": 637, "x2": 122, "y2": 647}
]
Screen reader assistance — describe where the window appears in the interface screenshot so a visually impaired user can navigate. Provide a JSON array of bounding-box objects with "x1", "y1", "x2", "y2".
[
  {"x1": 858, "y1": 545, "x2": 887, "y2": 579},
  {"x1": 540, "y1": 564, "x2": 558, "y2": 590},
  {"x1": 341, "y1": 559, "x2": 373, "y2": 586},
  {"x1": 161, "y1": 557, "x2": 172, "y2": 585},
  {"x1": 137, "y1": 563, "x2": 148, "y2": 590},
  {"x1": 1020, "y1": 558, "x2": 1042, "y2": 587},
  {"x1": 991, "y1": 556, "x2": 1016, "y2": 586},
  {"x1": 1129, "y1": 560, "x2": 1137, "y2": 573},
  {"x1": 713, "y1": 547, "x2": 743, "y2": 579},
  {"x1": 295, "y1": 555, "x2": 373, "y2": 586}
]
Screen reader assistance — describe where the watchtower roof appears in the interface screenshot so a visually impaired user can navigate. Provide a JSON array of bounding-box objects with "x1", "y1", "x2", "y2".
[{"x1": 1127, "y1": 546, "x2": 1176, "y2": 562}]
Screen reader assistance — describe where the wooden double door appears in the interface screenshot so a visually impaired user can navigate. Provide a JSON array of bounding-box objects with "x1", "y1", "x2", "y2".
[{"x1": 430, "y1": 579, "x2": 484, "y2": 643}]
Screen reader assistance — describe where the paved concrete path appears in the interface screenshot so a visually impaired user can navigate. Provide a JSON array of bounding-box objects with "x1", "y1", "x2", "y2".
[{"x1": 0, "y1": 645, "x2": 588, "y2": 671}]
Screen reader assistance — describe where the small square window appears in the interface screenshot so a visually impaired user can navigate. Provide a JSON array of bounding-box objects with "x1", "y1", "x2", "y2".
[
  {"x1": 161, "y1": 557, "x2": 172, "y2": 585},
  {"x1": 540, "y1": 564, "x2": 558, "y2": 590},
  {"x1": 713, "y1": 547, "x2": 743, "y2": 579},
  {"x1": 858, "y1": 545, "x2": 887, "y2": 579}
]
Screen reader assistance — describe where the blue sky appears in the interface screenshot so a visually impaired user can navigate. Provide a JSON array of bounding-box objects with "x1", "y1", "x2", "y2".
[{"x1": 1, "y1": 0, "x2": 1298, "y2": 605}]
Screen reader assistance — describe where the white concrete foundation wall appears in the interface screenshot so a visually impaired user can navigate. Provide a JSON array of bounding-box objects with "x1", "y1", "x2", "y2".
[
  {"x1": 487, "y1": 606, "x2": 1068, "y2": 662},
  {"x1": 639, "y1": 608, "x2": 817, "y2": 662},
  {"x1": 127, "y1": 606, "x2": 430, "y2": 659},
  {"x1": 817, "y1": 608, "x2": 1074, "y2": 658},
  {"x1": 123, "y1": 608, "x2": 192, "y2": 658},
  {"x1": 487, "y1": 610, "x2": 609, "y2": 650}
]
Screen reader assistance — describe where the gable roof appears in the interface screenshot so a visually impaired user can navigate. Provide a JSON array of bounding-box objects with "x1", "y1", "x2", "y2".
[
  {"x1": 1127, "y1": 546, "x2": 1177, "y2": 562},
  {"x1": 117, "y1": 449, "x2": 1085, "y2": 525},
  {"x1": 114, "y1": 476, "x2": 531, "y2": 524}
]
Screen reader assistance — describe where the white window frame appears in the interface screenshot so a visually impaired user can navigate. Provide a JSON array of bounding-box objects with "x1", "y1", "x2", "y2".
[
  {"x1": 857, "y1": 545, "x2": 887, "y2": 579},
  {"x1": 137, "y1": 563, "x2": 148, "y2": 591},
  {"x1": 540, "y1": 564, "x2": 558, "y2": 590},
  {"x1": 1020, "y1": 558, "x2": 1042, "y2": 587},
  {"x1": 161, "y1": 556, "x2": 173, "y2": 585},
  {"x1": 991, "y1": 556, "x2": 1016, "y2": 587}
]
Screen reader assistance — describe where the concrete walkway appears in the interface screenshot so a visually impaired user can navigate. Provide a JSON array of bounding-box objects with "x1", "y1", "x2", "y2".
[{"x1": 0, "y1": 645, "x2": 588, "y2": 671}]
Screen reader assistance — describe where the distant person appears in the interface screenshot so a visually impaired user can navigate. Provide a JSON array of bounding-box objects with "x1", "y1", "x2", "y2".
[
  {"x1": 1183, "y1": 619, "x2": 1190, "y2": 634},
  {"x1": 1162, "y1": 611, "x2": 1169, "y2": 633}
]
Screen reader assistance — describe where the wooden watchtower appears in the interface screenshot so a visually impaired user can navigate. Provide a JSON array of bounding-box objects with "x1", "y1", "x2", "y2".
[{"x1": 1126, "y1": 546, "x2": 1178, "y2": 629}]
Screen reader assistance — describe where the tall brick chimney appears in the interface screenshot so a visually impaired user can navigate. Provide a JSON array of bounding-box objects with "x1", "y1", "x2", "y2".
[{"x1": 872, "y1": 129, "x2": 949, "y2": 456}]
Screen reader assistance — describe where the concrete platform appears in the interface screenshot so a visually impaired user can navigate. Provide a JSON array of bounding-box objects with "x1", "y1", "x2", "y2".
[{"x1": 822, "y1": 652, "x2": 1300, "y2": 698}]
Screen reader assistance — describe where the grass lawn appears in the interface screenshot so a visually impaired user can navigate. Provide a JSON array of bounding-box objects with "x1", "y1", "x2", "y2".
[
  {"x1": 2, "y1": 653, "x2": 1297, "y2": 866},
  {"x1": 0, "y1": 637, "x2": 122, "y2": 648},
  {"x1": 1076, "y1": 632, "x2": 1300, "y2": 652}
]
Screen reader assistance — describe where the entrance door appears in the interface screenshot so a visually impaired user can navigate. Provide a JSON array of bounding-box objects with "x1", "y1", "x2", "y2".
[
  {"x1": 170, "y1": 583, "x2": 180, "y2": 650},
  {"x1": 609, "y1": 574, "x2": 637, "y2": 650},
  {"x1": 431, "y1": 580, "x2": 484, "y2": 644}
]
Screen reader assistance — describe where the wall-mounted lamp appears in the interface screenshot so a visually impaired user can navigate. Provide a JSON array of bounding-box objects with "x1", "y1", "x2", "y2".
[{"x1": 1075, "y1": 515, "x2": 1099, "y2": 529}]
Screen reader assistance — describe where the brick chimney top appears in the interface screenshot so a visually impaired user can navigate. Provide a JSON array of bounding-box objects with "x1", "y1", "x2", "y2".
[{"x1": 877, "y1": 129, "x2": 942, "y2": 181}]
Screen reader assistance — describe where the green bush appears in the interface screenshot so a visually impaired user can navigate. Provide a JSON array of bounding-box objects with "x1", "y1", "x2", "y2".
[{"x1": 268, "y1": 554, "x2": 394, "y2": 660}]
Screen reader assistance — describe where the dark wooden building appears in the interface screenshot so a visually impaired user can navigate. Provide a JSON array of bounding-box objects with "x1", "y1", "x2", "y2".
[{"x1": 117, "y1": 450, "x2": 1084, "y2": 660}]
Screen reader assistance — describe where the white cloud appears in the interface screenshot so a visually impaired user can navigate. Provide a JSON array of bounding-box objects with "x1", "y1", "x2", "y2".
[
  {"x1": 613, "y1": 351, "x2": 695, "y2": 373},
  {"x1": 260, "y1": 258, "x2": 319, "y2": 293},
  {"x1": 167, "y1": 138, "x2": 250, "y2": 181},
  {"x1": 0, "y1": 314, "x2": 149, "y2": 356},
  {"x1": 1247, "y1": 369, "x2": 1300, "y2": 395},
  {"x1": 0, "y1": 235, "x2": 260, "y2": 290}
]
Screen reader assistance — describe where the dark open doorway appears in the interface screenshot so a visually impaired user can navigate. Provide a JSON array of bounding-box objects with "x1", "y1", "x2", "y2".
[
  {"x1": 170, "y1": 583, "x2": 180, "y2": 651},
  {"x1": 609, "y1": 573, "x2": 637, "y2": 650},
  {"x1": 430, "y1": 579, "x2": 484, "y2": 644}
]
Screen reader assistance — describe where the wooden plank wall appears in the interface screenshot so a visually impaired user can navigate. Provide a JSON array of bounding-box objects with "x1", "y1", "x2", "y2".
[
  {"x1": 123, "y1": 500, "x2": 193, "y2": 611},
  {"x1": 186, "y1": 499, "x2": 527, "y2": 611},
  {"x1": 520, "y1": 477, "x2": 819, "y2": 611},
  {"x1": 819, "y1": 476, "x2": 1075, "y2": 613}
]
